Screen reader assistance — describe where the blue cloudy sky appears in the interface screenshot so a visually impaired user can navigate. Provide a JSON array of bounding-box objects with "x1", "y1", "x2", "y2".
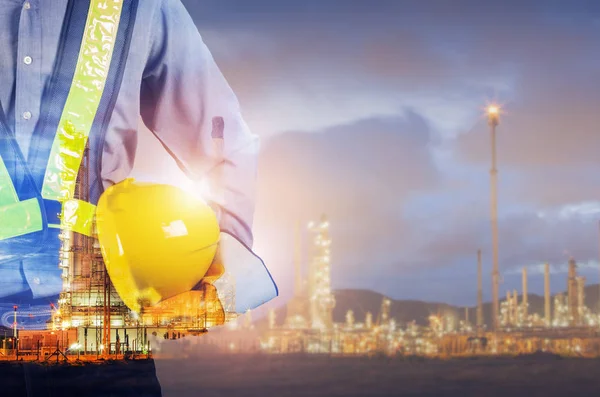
[{"x1": 133, "y1": 0, "x2": 600, "y2": 307}]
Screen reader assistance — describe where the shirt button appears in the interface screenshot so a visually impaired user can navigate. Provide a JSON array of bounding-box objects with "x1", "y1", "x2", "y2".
[
  {"x1": 23, "y1": 111, "x2": 32, "y2": 120},
  {"x1": 23, "y1": 56, "x2": 32, "y2": 65},
  {"x1": 24, "y1": 2, "x2": 31, "y2": 10},
  {"x1": 33, "y1": 277, "x2": 41, "y2": 285}
]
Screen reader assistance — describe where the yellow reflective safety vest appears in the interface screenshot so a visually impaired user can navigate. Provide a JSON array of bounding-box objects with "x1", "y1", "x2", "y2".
[
  {"x1": 0, "y1": 0, "x2": 278, "y2": 323},
  {"x1": 0, "y1": 0, "x2": 138, "y2": 256},
  {"x1": 0, "y1": 0, "x2": 220, "y2": 314}
]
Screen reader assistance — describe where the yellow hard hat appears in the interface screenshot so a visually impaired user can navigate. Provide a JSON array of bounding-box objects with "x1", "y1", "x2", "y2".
[{"x1": 95, "y1": 178, "x2": 220, "y2": 313}]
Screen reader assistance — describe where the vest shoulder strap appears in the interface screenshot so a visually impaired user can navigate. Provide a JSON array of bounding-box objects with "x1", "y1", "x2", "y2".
[{"x1": 0, "y1": 0, "x2": 139, "y2": 258}]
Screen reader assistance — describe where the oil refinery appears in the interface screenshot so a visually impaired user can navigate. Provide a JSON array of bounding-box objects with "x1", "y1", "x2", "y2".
[
  {"x1": 248, "y1": 216, "x2": 600, "y2": 357},
  {"x1": 3, "y1": 150, "x2": 600, "y2": 361},
  {"x1": 148, "y1": 214, "x2": 600, "y2": 359},
  {"x1": 0, "y1": 148, "x2": 236, "y2": 361}
]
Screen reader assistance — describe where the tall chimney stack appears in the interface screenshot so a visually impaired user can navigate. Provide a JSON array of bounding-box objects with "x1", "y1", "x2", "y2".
[
  {"x1": 568, "y1": 258, "x2": 578, "y2": 326},
  {"x1": 544, "y1": 263, "x2": 551, "y2": 326},
  {"x1": 512, "y1": 290, "x2": 518, "y2": 325},
  {"x1": 506, "y1": 290, "x2": 511, "y2": 325},
  {"x1": 577, "y1": 276, "x2": 585, "y2": 326},
  {"x1": 477, "y1": 250, "x2": 483, "y2": 329},
  {"x1": 522, "y1": 267, "x2": 528, "y2": 325}
]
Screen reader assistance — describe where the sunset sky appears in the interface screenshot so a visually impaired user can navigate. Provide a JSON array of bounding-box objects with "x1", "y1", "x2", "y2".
[{"x1": 133, "y1": 0, "x2": 600, "y2": 307}]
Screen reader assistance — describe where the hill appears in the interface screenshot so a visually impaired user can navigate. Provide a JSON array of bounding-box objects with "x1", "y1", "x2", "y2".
[{"x1": 264, "y1": 284, "x2": 600, "y2": 328}]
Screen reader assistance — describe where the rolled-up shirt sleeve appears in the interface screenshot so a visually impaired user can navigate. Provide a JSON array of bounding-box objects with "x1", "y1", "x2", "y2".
[{"x1": 140, "y1": 0, "x2": 259, "y2": 247}]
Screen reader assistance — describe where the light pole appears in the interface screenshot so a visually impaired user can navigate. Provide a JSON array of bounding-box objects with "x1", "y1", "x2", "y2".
[
  {"x1": 487, "y1": 105, "x2": 500, "y2": 332},
  {"x1": 477, "y1": 249, "x2": 483, "y2": 331},
  {"x1": 13, "y1": 305, "x2": 18, "y2": 338}
]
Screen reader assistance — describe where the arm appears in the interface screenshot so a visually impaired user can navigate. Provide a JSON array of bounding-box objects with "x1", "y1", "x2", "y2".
[{"x1": 140, "y1": 0, "x2": 258, "y2": 247}]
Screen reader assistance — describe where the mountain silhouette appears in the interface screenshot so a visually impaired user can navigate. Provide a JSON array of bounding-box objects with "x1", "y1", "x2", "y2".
[{"x1": 261, "y1": 284, "x2": 600, "y2": 328}]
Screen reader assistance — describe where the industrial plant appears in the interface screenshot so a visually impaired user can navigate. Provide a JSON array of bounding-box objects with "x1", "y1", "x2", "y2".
[
  {"x1": 238, "y1": 214, "x2": 600, "y2": 357},
  {"x1": 4, "y1": 195, "x2": 600, "y2": 361},
  {"x1": 1, "y1": 148, "x2": 236, "y2": 361},
  {"x1": 2, "y1": 105, "x2": 600, "y2": 362},
  {"x1": 246, "y1": 105, "x2": 600, "y2": 357},
  {"x1": 151, "y1": 213, "x2": 600, "y2": 359}
]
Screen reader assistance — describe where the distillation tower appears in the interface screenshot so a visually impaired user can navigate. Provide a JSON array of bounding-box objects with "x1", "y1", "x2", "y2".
[
  {"x1": 45, "y1": 147, "x2": 232, "y2": 355},
  {"x1": 52, "y1": 146, "x2": 128, "y2": 353},
  {"x1": 308, "y1": 215, "x2": 336, "y2": 330}
]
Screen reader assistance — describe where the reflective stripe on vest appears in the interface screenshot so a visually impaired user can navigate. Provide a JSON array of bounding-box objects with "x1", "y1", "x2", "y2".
[
  {"x1": 0, "y1": 0, "x2": 124, "y2": 240},
  {"x1": 0, "y1": 153, "x2": 44, "y2": 240}
]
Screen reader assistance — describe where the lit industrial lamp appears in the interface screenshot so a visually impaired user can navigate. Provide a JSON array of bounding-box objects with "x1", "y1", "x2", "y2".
[{"x1": 487, "y1": 105, "x2": 500, "y2": 126}]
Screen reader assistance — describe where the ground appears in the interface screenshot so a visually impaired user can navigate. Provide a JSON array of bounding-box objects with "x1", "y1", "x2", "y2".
[
  {"x1": 154, "y1": 352, "x2": 600, "y2": 397},
  {"x1": 1, "y1": 359, "x2": 161, "y2": 397},
  {"x1": 3, "y1": 353, "x2": 600, "y2": 396}
]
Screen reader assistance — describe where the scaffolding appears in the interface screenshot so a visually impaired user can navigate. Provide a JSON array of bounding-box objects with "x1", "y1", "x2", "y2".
[
  {"x1": 51, "y1": 147, "x2": 127, "y2": 354},
  {"x1": 49, "y1": 146, "x2": 234, "y2": 354}
]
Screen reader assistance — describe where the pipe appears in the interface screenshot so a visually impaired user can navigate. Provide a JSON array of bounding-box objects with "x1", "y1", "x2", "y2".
[
  {"x1": 512, "y1": 290, "x2": 518, "y2": 326},
  {"x1": 489, "y1": 118, "x2": 500, "y2": 331},
  {"x1": 522, "y1": 267, "x2": 528, "y2": 324},
  {"x1": 477, "y1": 250, "x2": 483, "y2": 328},
  {"x1": 544, "y1": 263, "x2": 551, "y2": 327},
  {"x1": 568, "y1": 258, "x2": 577, "y2": 326}
]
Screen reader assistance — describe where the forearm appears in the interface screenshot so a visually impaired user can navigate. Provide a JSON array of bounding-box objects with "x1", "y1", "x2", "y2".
[{"x1": 140, "y1": 0, "x2": 258, "y2": 247}]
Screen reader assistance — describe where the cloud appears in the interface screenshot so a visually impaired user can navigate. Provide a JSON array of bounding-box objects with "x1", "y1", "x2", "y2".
[
  {"x1": 419, "y1": 205, "x2": 599, "y2": 274},
  {"x1": 194, "y1": 25, "x2": 452, "y2": 138},
  {"x1": 184, "y1": 1, "x2": 548, "y2": 138},
  {"x1": 454, "y1": 77, "x2": 600, "y2": 168},
  {"x1": 132, "y1": 1, "x2": 600, "y2": 306},
  {"x1": 252, "y1": 111, "x2": 439, "y2": 300},
  {"x1": 258, "y1": 110, "x2": 437, "y2": 213},
  {"x1": 440, "y1": 6, "x2": 600, "y2": 208},
  {"x1": 451, "y1": 71, "x2": 600, "y2": 207},
  {"x1": 370, "y1": 200, "x2": 600, "y2": 305},
  {"x1": 506, "y1": 261, "x2": 599, "y2": 277},
  {"x1": 183, "y1": 0, "x2": 600, "y2": 143}
]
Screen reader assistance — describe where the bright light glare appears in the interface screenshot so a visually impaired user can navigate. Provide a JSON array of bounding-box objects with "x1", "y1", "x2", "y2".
[
  {"x1": 178, "y1": 177, "x2": 211, "y2": 203},
  {"x1": 487, "y1": 105, "x2": 499, "y2": 115},
  {"x1": 130, "y1": 171, "x2": 211, "y2": 202}
]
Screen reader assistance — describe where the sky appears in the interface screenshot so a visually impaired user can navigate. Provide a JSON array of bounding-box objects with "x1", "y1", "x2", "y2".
[{"x1": 133, "y1": 0, "x2": 600, "y2": 307}]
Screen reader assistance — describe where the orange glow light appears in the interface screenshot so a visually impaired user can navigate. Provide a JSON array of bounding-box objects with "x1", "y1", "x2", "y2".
[{"x1": 487, "y1": 105, "x2": 499, "y2": 115}]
